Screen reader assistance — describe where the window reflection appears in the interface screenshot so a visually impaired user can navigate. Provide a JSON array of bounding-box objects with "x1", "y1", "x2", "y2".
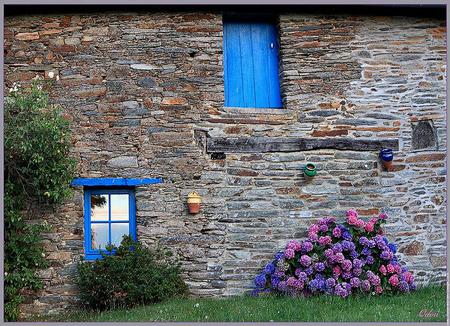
[
  {"x1": 91, "y1": 224, "x2": 109, "y2": 249},
  {"x1": 91, "y1": 194, "x2": 108, "y2": 221},
  {"x1": 111, "y1": 194, "x2": 129, "y2": 221},
  {"x1": 111, "y1": 223, "x2": 130, "y2": 247}
]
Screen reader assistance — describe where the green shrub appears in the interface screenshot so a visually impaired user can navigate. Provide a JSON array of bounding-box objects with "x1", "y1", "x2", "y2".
[
  {"x1": 4, "y1": 79, "x2": 76, "y2": 321},
  {"x1": 76, "y1": 236, "x2": 189, "y2": 311}
]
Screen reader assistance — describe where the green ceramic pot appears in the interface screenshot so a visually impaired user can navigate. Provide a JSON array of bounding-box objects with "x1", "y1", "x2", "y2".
[{"x1": 304, "y1": 163, "x2": 317, "y2": 177}]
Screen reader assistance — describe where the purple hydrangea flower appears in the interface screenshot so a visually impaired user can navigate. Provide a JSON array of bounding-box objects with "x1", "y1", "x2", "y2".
[
  {"x1": 342, "y1": 259, "x2": 353, "y2": 271},
  {"x1": 361, "y1": 247, "x2": 371, "y2": 256},
  {"x1": 332, "y1": 226, "x2": 342, "y2": 238},
  {"x1": 319, "y1": 224, "x2": 328, "y2": 232},
  {"x1": 274, "y1": 269, "x2": 285, "y2": 278},
  {"x1": 352, "y1": 268, "x2": 362, "y2": 276},
  {"x1": 349, "y1": 250, "x2": 359, "y2": 259},
  {"x1": 398, "y1": 281, "x2": 409, "y2": 292},
  {"x1": 318, "y1": 236, "x2": 332, "y2": 246},
  {"x1": 274, "y1": 251, "x2": 284, "y2": 261},
  {"x1": 287, "y1": 277, "x2": 297, "y2": 287},
  {"x1": 315, "y1": 262, "x2": 325, "y2": 272},
  {"x1": 300, "y1": 255, "x2": 312, "y2": 267},
  {"x1": 342, "y1": 240, "x2": 355, "y2": 251},
  {"x1": 284, "y1": 248, "x2": 295, "y2": 259},
  {"x1": 334, "y1": 284, "x2": 349, "y2": 297},
  {"x1": 359, "y1": 236, "x2": 369, "y2": 246},
  {"x1": 302, "y1": 241, "x2": 314, "y2": 253},
  {"x1": 366, "y1": 255, "x2": 375, "y2": 265},
  {"x1": 380, "y1": 250, "x2": 391, "y2": 260},
  {"x1": 326, "y1": 277, "x2": 336, "y2": 288},
  {"x1": 324, "y1": 248, "x2": 334, "y2": 258},
  {"x1": 342, "y1": 271, "x2": 352, "y2": 279},
  {"x1": 271, "y1": 276, "x2": 280, "y2": 288},
  {"x1": 264, "y1": 263, "x2": 276, "y2": 274},
  {"x1": 367, "y1": 240, "x2": 376, "y2": 248},
  {"x1": 342, "y1": 231, "x2": 352, "y2": 241},
  {"x1": 308, "y1": 279, "x2": 319, "y2": 292},
  {"x1": 304, "y1": 266, "x2": 314, "y2": 276},
  {"x1": 286, "y1": 240, "x2": 302, "y2": 251},
  {"x1": 350, "y1": 277, "x2": 361, "y2": 288},
  {"x1": 353, "y1": 259, "x2": 363, "y2": 269},
  {"x1": 297, "y1": 271, "x2": 308, "y2": 282},
  {"x1": 361, "y1": 279, "x2": 371, "y2": 292},
  {"x1": 255, "y1": 274, "x2": 266, "y2": 287},
  {"x1": 332, "y1": 243, "x2": 343, "y2": 253},
  {"x1": 308, "y1": 233, "x2": 319, "y2": 242},
  {"x1": 334, "y1": 252, "x2": 345, "y2": 263},
  {"x1": 371, "y1": 275, "x2": 381, "y2": 286},
  {"x1": 277, "y1": 281, "x2": 287, "y2": 292},
  {"x1": 343, "y1": 282, "x2": 352, "y2": 293}
]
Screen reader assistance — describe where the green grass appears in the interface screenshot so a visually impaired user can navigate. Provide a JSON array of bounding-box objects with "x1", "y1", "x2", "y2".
[{"x1": 33, "y1": 286, "x2": 446, "y2": 322}]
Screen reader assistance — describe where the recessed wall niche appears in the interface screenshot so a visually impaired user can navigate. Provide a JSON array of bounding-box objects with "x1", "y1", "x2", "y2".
[{"x1": 411, "y1": 120, "x2": 438, "y2": 151}]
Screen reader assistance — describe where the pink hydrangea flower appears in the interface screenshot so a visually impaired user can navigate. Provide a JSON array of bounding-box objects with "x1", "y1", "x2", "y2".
[
  {"x1": 333, "y1": 266, "x2": 342, "y2": 276},
  {"x1": 375, "y1": 285, "x2": 383, "y2": 294},
  {"x1": 287, "y1": 240, "x2": 302, "y2": 252},
  {"x1": 379, "y1": 265, "x2": 387, "y2": 275},
  {"x1": 379, "y1": 213, "x2": 388, "y2": 220},
  {"x1": 309, "y1": 224, "x2": 319, "y2": 233},
  {"x1": 365, "y1": 222, "x2": 374, "y2": 232},
  {"x1": 332, "y1": 227, "x2": 342, "y2": 238},
  {"x1": 394, "y1": 264, "x2": 401, "y2": 274},
  {"x1": 355, "y1": 219, "x2": 366, "y2": 228},
  {"x1": 308, "y1": 232, "x2": 319, "y2": 242},
  {"x1": 346, "y1": 210, "x2": 358, "y2": 219},
  {"x1": 386, "y1": 264, "x2": 395, "y2": 274},
  {"x1": 318, "y1": 236, "x2": 332, "y2": 246},
  {"x1": 389, "y1": 274, "x2": 399, "y2": 287},
  {"x1": 284, "y1": 248, "x2": 295, "y2": 259},
  {"x1": 405, "y1": 271, "x2": 413, "y2": 283},
  {"x1": 347, "y1": 215, "x2": 358, "y2": 225}
]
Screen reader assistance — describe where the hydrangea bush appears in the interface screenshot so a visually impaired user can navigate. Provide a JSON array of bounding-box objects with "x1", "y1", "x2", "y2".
[{"x1": 253, "y1": 210, "x2": 416, "y2": 297}]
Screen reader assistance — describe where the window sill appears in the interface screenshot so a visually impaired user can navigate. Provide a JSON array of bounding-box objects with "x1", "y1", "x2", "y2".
[{"x1": 222, "y1": 107, "x2": 291, "y2": 115}]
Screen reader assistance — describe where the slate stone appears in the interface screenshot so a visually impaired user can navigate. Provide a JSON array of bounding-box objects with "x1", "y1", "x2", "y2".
[
  {"x1": 106, "y1": 80, "x2": 123, "y2": 93},
  {"x1": 412, "y1": 120, "x2": 438, "y2": 150},
  {"x1": 137, "y1": 77, "x2": 157, "y2": 88},
  {"x1": 308, "y1": 110, "x2": 340, "y2": 117},
  {"x1": 107, "y1": 156, "x2": 138, "y2": 168}
]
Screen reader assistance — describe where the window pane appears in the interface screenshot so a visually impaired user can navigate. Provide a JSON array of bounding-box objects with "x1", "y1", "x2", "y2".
[
  {"x1": 111, "y1": 194, "x2": 129, "y2": 221},
  {"x1": 111, "y1": 223, "x2": 129, "y2": 247},
  {"x1": 91, "y1": 194, "x2": 109, "y2": 221},
  {"x1": 91, "y1": 224, "x2": 109, "y2": 249}
]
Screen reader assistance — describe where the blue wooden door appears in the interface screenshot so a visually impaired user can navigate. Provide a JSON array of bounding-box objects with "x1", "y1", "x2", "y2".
[{"x1": 223, "y1": 20, "x2": 282, "y2": 108}]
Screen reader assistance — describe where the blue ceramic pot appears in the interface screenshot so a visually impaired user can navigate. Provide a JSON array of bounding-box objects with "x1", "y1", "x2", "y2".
[{"x1": 379, "y1": 149, "x2": 394, "y2": 162}]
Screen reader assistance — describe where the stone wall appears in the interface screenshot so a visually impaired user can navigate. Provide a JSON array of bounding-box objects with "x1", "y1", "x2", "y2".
[{"x1": 4, "y1": 8, "x2": 447, "y2": 317}]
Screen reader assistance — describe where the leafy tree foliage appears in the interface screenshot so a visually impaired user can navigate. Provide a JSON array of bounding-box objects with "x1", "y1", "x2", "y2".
[{"x1": 4, "y1": 80, "x2": 76, "y2": 321}]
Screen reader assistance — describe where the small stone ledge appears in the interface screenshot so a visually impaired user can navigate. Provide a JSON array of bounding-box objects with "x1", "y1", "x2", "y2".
[{"x1": 206, "y1": 137, "x2": 399, "y2": 153}]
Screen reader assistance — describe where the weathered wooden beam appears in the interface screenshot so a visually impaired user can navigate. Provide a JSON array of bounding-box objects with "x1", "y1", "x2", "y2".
[{"x1": 206, "y1": 137, "x2": 399, "y2": 153}]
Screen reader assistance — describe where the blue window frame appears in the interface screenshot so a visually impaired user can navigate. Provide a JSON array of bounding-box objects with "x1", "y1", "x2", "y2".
[
  {"x1": 83, "y1": 188, "x2": 136, "y2": 260},
  {"x1": 223, "y1": 17, "x2": 283, "y2": 108}
]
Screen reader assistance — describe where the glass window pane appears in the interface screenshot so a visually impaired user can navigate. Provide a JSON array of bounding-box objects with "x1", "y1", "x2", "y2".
[
  {"x1": 91, "y1": 224, "x2": 109, "y2": 249},
  {"x1": 111, "y1": 223, "x2": 130, "y2": 247},
  {"x1": 111, "y1": 194, "x2": 129, "y2": 221},
  {"x1": 91, "y1": 194, "x2": 109, "y2": 221}
]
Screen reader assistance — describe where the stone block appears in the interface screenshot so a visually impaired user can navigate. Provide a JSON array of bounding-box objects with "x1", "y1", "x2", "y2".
[{"x1": 107, "y1": 156, "x2": 138, "y2": 168}]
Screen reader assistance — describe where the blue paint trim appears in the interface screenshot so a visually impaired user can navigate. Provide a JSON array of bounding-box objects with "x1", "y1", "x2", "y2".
[
  {"x1": 84, "y1": 188, "x2": 137, "y2": 261},
  {"x1": 72, "y1": 177, "x2": 163, "y2": 187}
]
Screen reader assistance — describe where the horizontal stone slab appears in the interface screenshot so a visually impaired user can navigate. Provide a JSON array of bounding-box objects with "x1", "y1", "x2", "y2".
[
  {"x1": 206, "y1": 137, "x2": 399, "y2": 153},
  {"x1": 71, "y1": 178, "x2": 163, "y2": 187}
]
